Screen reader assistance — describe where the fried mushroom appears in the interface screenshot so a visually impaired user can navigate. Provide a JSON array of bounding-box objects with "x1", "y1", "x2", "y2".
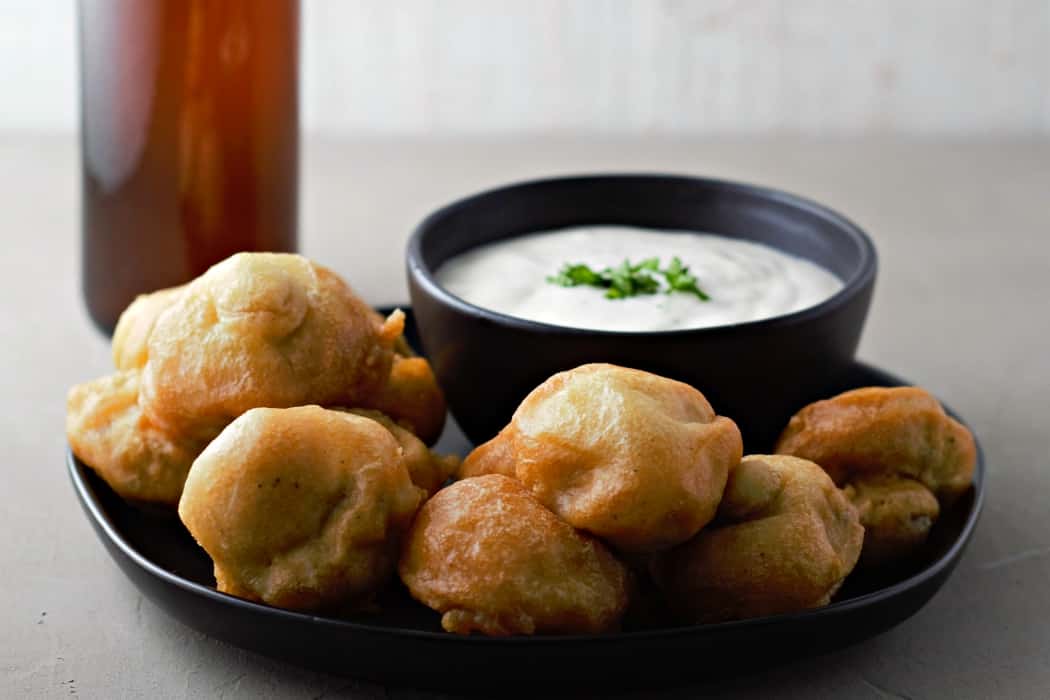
[
  {"x1": 141, "y1": 253, "x2": 404, "y2": 441},
  {"x1": 652, "y1": 454, "x2": 863, "y2": 623},
  {"x1": 775, "y1": 386, "x2": 976, "y2": 501},
  {"x1": 399, "y1": 474, "x2": 631, "y2": 636},
  {"x1": 342, "y1": 408, "x2": 459, "y2": 497},
  {"x1": 179, "y1": 406, "x2": 424, "y2": 612},
  {"x1": 844, "y1": 475, "x2": 940, "y2": 567},
  {"x1": 363, "y1": 355, "x2": 447, "y2": 445},
  {"x1": 66, "y1": 370, "x2": 204, "y2": 506},
  {"x1": 457, "y1": 430, "x2": 516, "y2": 480},
  {"x1": 775, "y1": 386, "x2": 976, "y2": 565},
  {"x1": 460, "y1": 363, "x2": 743, "y2": 553},
  {"x1": 111, "y1": 284, "x2": 185, "y2": 371}
]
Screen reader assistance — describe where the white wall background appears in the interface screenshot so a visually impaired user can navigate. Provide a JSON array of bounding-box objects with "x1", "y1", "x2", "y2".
[{"x1": 3, "y1": 0, "x2": 1048, "y2": 136}]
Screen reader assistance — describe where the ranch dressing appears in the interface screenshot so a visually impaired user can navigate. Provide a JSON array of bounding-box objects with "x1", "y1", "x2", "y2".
[{"x1": 435, "y1": 227, "x2": 844, "y2": 332}]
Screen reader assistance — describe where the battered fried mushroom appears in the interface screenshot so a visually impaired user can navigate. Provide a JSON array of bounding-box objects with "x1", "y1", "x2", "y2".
[
  {"x1": 460, "y1": 364, "x2": 742, "y2": 553},
  {"x1": 843, "y1": 475, "x2": 940, "y2": 567},
  {"x1": 775, "y1": 386, "x2": 976, "y2": 501},
  {"x1": 775, "y1": 386, "x2": 976, "y2": 565},
  {"x1": 342, "y1": 408, "x2": 458, "y2": 497},
  {"x1": 457, "y1": 431, "x2": 516, "y2": 480},
  {"x1": 399, "y1": 475, "x2": 631, "y2": 636},
  {"x1": 141, "y1": 253, "x2": 403, "y2": 441},
  {"x1": 66, "y1": 370, "x2": 203, "y2": 506},
  {"x1": 111, "y1": 284, "x2": 184, "y2": 371},
  {"x1": 179, "y1": 406, "x2": 423, "y2": 612},
  {"x1": 653, "y1": 455, "x2": 863, "y2": 623},
  {"x1": 364, "y1": 355, "x2": 447, "y2": 445}
]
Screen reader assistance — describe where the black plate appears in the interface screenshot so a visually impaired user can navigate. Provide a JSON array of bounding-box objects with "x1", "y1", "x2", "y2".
[{"x1": 67, "y1": 314, "x2": 984, "y2": 692}]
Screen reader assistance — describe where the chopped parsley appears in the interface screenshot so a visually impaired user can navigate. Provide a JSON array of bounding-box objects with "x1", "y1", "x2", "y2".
[{"x1": 546, "y1": 256, "x2": 710, "y2": 301}]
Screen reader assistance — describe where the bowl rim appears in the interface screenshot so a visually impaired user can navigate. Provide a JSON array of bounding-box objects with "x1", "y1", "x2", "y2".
[
  {"x1": 66, "y1": 361, "x2": 985, "y2": 647},
  {"x1": 407, "y1": 172, "x2": 878, "y2": 336}
]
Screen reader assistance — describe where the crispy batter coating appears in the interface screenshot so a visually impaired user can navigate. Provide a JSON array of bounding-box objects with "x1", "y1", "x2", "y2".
[
  {"x1": 653, "y1": 455, "x2": 863, "y2": 624},
  {"x1": 775, "y1": 386, "x2": 976, "y2": 501},
  {"x1": 457, "y1": 431, "x2": 516, "y2": 480},
  {"x1": 141, "y1": 253, "x2": 404, "y2": 441},
  {"x1": 400, "y1": 475, "x2": 630, "y2": 636},
  {"x1": 111, "y1": 285, "x2": 184, "y2": 370},
  {"x1": 72, "y1": 253, "x2": 447, "y2": 508},
  {"x1": 179, "y1": 406, "x2": 424, "y2": 612},
  {"x1": 364, "y1": 356, "x2": 447, "y2": 445},
  {"x1": 342, "y1": 408, "x2": 459, "y2": 497},
  {"x1": 775, "y1": 386, "x2": 975, "y2": 566},
  {"x1": 66, "y1": 370, "x2": 204, "y2": 506},
  {"x1": 461, "y1": 364, "x2": 742, "y2": 553},
  {"x1": 844, "y1": 475, "x2": 940, "y2": 568}
]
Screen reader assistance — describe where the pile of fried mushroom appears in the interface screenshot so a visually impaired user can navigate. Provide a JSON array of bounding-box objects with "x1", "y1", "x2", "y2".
[
  {"x1": 68, "y1": 253, "x2": 455, "y2": 611},
  {"x1": 67, "y1": 253, "x2": 976, "y2": 633}
]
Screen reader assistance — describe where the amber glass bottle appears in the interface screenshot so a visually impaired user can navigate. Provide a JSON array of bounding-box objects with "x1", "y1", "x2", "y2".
[{"x1": 79, "y1": 0, "x2": 299, "y2": 332}]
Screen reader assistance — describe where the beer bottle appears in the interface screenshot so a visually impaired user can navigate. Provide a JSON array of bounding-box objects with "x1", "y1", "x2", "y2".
[{"x1": 79, "y1": 0, "x2": 299, "y2": 332}]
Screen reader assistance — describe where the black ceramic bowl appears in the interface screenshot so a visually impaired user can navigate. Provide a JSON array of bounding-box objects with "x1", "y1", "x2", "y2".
[{"x1": 408, "y1": 174, "x2": 878, "y2": 448}]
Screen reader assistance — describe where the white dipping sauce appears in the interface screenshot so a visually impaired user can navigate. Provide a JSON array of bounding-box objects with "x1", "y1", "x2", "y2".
[{"x1": 436, "y1": 227, "x2": 844, "y2": 332}]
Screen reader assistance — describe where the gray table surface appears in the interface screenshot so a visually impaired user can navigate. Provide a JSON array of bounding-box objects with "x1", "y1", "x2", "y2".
[{"x1": 2, "y1": 133, "x2": 1048, "y2": 699}]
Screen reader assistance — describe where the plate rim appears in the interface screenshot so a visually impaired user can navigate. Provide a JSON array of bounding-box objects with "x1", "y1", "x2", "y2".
[{"x1": 67, "y1": 360, "x2": 985, "y2": 646}]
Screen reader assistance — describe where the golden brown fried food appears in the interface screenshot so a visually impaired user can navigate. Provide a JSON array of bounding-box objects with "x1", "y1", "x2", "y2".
[
  {"x1": 111, "y1": 284, "x2": 184, "y2": 370},
  {"x1": 843, "y1": 475, "x2": 940, "y2": 567},
  {"x1": 364, "y1": 355, "x2": 447, "y2": 445},
  {"x1": 652, "y1": 455, "x2": 863, "y2": 624},
  {"x1": 179, "y1": 406, "x2": 424, "y2": 612},
  {"x1": 342, "y1": 408, "x2": 459, "y2": 497},
  {"x1": 775, "y1": 386, "x2": 975, "y2": 565},
  {"x1": 66, "y1": 370, "x2": 204, "y2": 506},
  {"x1": 775, "y1": 386, "x2": 976, "y2": 501},
  {"x1": 141, "y1": 253, "x2": 404, "y2": 440},
  {"x1": 72, "y1": 253, "x2": 448, "y2": 509},
  {"x1": 400, "y1": 474, "x2": 630, "y2": 636},
  {"x1": 457, "y1": 429, "x2": 516, "y2": 480},
  {"x1": 461, "y1": 363, "x2": 742, "y2": 553}
]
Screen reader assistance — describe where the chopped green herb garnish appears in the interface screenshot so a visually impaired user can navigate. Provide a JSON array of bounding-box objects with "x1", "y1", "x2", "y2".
[
  {"x1": 662, "y1": 256, "x2": 711, "y2": 301},
  {"x1": 546, "y1": 256, "x2": 710, "y2": 301},
  {"x1": 547, "y1": 263, "x2": 602, "y2": 288}
]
